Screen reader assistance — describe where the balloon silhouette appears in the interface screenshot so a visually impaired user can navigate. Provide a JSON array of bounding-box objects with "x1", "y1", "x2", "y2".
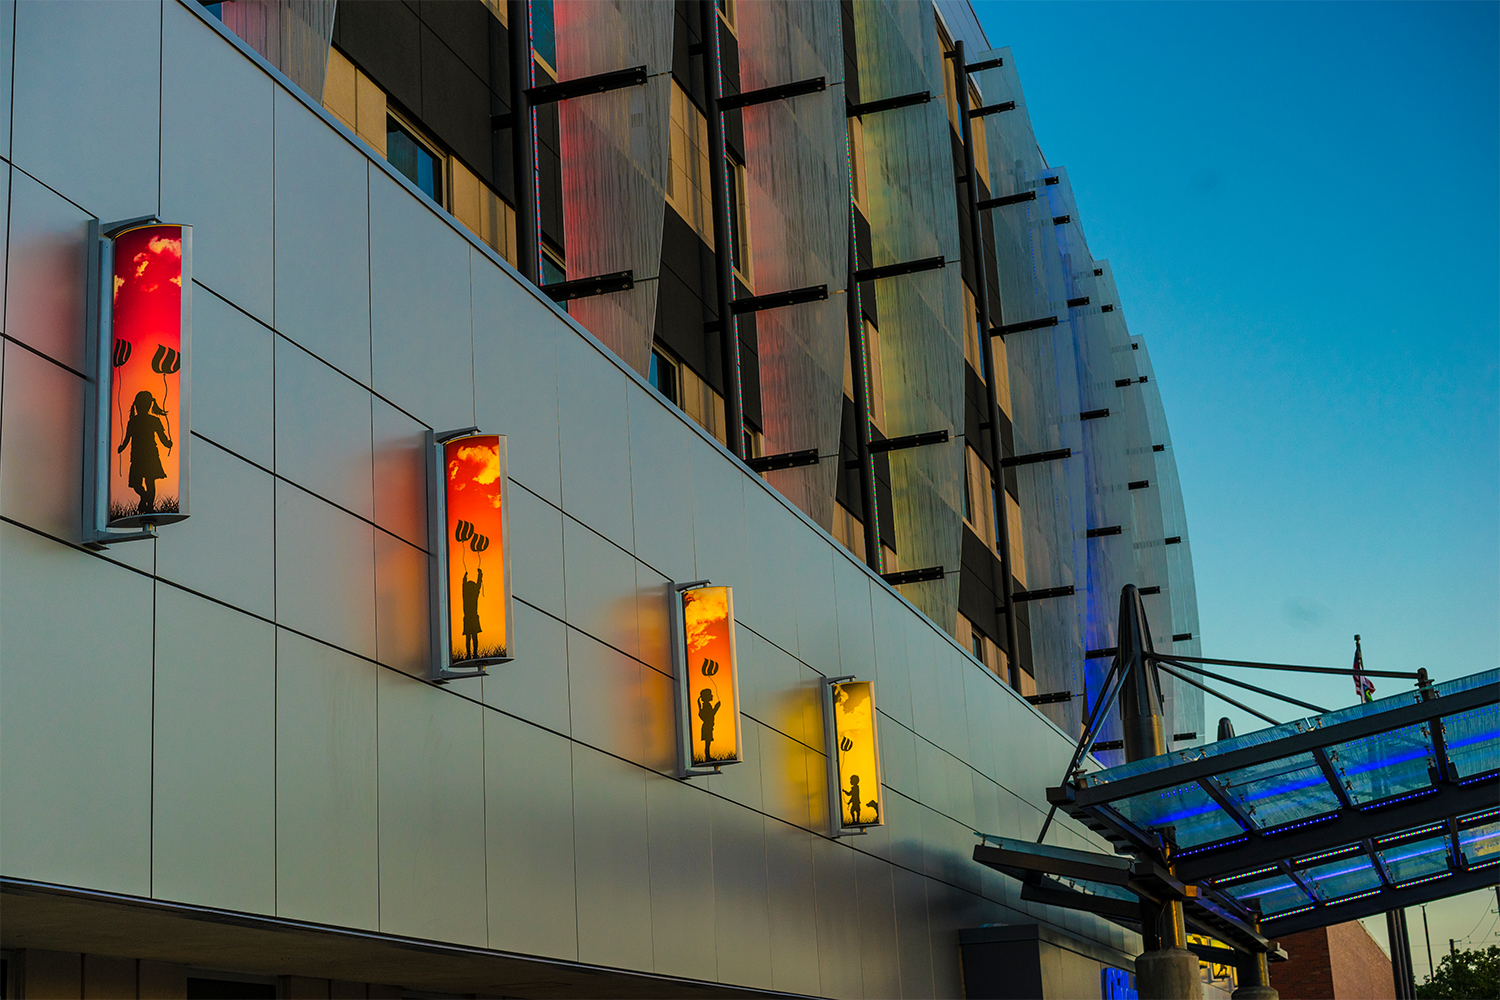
[
  {"x1": 470, "y1": 533, "x2": 489, "y2": 553},
  {"x1": 840, "y1": 735, "x2": 854, "y2": 753},
  {"x1": 454, "y1": 520, "x2": 475, "y2": 543},
  {"x1": 151, "y1": 344, "x2": 180, "y2": 375},
  {"x1": 701, "y1": 658, "x2": 722, "y2": 702},
  {"x1": 151, "y1": 344, "x2": 180, "y2": 453},
  {"x1": 112, "y1": 339, "x2": 132, "y2": 474}
]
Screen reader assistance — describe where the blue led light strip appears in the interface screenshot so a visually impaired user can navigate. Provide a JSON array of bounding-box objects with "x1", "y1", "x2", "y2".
[
  {"x1": 1326, "y1": 887, "x2": 1383, "y2": 907},
  {"x1": 1393, "y1": 870, "x2": 1454, "y2": 890}
]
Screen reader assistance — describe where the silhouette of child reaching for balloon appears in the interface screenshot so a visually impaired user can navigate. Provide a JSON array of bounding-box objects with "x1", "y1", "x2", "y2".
[
  {"x1": 117, "y1": 389, "x2": 172, "y2": 514},
  {"x1": 698, "y1": 687, "x2": 722, "y2": 761}
]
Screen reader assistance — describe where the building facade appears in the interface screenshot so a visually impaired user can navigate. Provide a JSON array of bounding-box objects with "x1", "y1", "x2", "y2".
[{"x1": 0, "y1": 1, "x2": 1204, "y2": 997}]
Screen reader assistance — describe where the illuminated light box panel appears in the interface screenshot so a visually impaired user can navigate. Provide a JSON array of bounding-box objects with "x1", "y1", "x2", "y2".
[
  {"x1": 87, "y1": 220, "x2": 193, "y2": 542},
  {"x1": 672, "y1": 584, "x2": 745, "y2": 776},
  {"x1": 825, "y1": 678, "x2": 885, "y2": 835},
  {"x1": 428, "y1": 431, "x2": 514, "y2": 681}
]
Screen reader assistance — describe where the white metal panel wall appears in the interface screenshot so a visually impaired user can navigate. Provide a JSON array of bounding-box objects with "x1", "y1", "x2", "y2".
[{"x1": 0, "y1": 2, "x2": 1141, "y2": 993}]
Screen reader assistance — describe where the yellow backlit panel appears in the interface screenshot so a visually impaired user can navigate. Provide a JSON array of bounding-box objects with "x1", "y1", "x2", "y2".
[
  {"x1": 682, "y1": 586, "x2": 740, "y2": 765},
  {"x1": 832, "y1": 680, "x2": 882, "y2": 828}
]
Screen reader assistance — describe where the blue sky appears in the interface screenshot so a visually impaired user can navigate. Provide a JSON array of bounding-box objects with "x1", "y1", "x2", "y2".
[{"x1": 969, "y1": 0, "x2": 1499, "y2": 967}]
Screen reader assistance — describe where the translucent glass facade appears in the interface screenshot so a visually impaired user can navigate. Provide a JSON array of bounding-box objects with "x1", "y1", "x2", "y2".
[
  {"x1": 972, "y1": 48, "x2": 1203, "y2": 747},
  {"x1": 556, "y1": 1, "x2": 674, "y2": 377},
  {"x1": 739, "y1": 0, "x2": 850, "y2": 532},
  {"x1": 852, "y1": 0, "x2": 966, "y2": 626}
]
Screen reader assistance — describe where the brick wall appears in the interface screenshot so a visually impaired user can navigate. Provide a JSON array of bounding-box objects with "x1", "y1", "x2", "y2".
[
  {"x1": 1269, "y1": 922, "x2": 1396, "y2": 1000},
  {"x1": 1273, "y1": 927, "x2": 1336, "y2": 999},
  {"x1": 1329, "y1": 921, "x2": 1396, "y2": 1000}
]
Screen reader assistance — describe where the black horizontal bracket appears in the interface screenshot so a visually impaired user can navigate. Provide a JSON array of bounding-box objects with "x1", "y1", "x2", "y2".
[
  {"x1": 978, "y1": 190, "x2": 1036, "y2": 210},
  {"x1": 1092, "y1": 739, "x2": 1124, "y2": 752},
  {"x1": 719, "y1": 76, "x2": 826, "y2": 111},
  {"x1": 526, "y1": 65, "x2": 648, "y2": 106},
  {"x1": 1153, "y1": 444, "x2": 1165, "y2": 452},
  {"x1": 1165, "y1": 535, "x2": 1182, "y2": 545},
  {"x1": 965, "y1": 56, "x2": 1005, "y2": 73},
  {"x1": 1115, "y1": 376, "x2": 1149, "y2": 387},
  {"x1": 1001, "y1": 447, "x2": 1070, "y2": 469},
  {"x1": 1080, "y1": 408, "x2": 1110, "y2": 421},
  {"x1": 1044, "y1": 176, "x2": 1059, "y2": 186},
  {"x1": 868, "y1": 429, "x2": 949, "y2": 454},
  {"x1": 732, "y1": 284, "x2": 827, "y2": 315},
  {"x1": 854, "y1": 255, "x2": 945, "y2": 283},
  {"x1": 1173, "y1": 633, "x2": 1194, "y2": 642},
  {"x1": 1066, "y1": 296, "x2": 1090, "y2": 308},
  {"x1": 1026, "y1": 691, "x2": 1074, "y2": 706},
  {"x1": 1101, "y1": 304, "x2": 1115, "y2": 312},
  {"x1": 542, "y1": 269, "x2": 634, "y2": 303},
  {"x1": 995, "y1": 315, "x2": 1058, "y2": 336},
  {"x1": 1173, "y1": 731, "x2": 1198, "y2": 741},
  {"x1": 847, "y1": 90, "x2": 931, "y2": 117},
  {"x1": 1086, "y1": 647, "x2": 1117, "y2": 659},
  {"x1": 1053, "y1": 215, "x2": 1071, "y2": 225},
  {"x1": 882, "y1": 566, "x2": 945, "y2": 586},
  {"x1": 969, "y1": 100, "x2": 1015, "y2": 117},
  {"x1": 1128, "y1": 480, "x2": 1150, "y2": 490},
  {"x1": 1138, "y1": 585, "x2": 1161, "y2": 596},
  {"x1": 1087, "y1": 525, "x2": 1122, "y2": 538},
  {"x1": 746, "y1": 448, "x2": 821, "y2": 474},
  {"x1": 1012, "y1": 585, "x2": 1076, "y2": 603}
]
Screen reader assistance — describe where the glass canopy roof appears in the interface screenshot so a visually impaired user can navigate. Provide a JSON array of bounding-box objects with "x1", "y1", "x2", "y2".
[{"x1": 1050, "y1": 669, "x2": 1499, "y2": 937}]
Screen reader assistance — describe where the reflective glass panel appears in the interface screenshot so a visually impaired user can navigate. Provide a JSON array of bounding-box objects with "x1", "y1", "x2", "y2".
[{"x1": 1110, "y1": 782, "x2": 1244, "y2": 848}]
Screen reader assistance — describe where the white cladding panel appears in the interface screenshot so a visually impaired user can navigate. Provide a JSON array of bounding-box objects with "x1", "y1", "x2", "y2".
[{"x1": 0, "y1": 4, "x2": 1142, "y2": 995}]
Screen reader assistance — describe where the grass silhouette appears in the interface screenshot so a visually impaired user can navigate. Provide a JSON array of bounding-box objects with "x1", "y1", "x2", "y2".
[
  {"x1": 452, "y1": 643, "x2": 508, "y2": 663},
  {"x1": 109, "y1": 496, "x2": 179, "y2": 522}
]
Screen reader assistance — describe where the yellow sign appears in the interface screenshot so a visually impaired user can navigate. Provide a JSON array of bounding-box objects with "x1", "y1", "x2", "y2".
[
  {"x1": 675, "y1": 585, "x2": 743, "y2": 773},
  {"x1": 828, "y1": 679, "x2": 883, "y2": 832}
]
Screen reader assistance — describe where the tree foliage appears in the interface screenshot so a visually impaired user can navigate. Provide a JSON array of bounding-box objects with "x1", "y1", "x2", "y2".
[{"x1": 1415, "y1": 944, "x2": 1500, "y2": 1000}]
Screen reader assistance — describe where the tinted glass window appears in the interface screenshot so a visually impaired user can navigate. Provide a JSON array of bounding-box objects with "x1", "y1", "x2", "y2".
[{"x1": 387, "y1": 120, "x2": 442, "y2": 203}]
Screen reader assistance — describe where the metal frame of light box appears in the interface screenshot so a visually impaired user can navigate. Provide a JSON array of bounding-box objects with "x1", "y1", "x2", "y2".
[
  {"x1": 823, "y1": 676, "x2": 885, "y2": 838},
  {"x1": 427, "y1": 428, "x2": 515, "y2": 682},
  {"x1": 84, "y1": 217, "x2": 193, "y2": 547},
  {"x1": 669, "y1": 580, "x2": 745, "y2": 778}
]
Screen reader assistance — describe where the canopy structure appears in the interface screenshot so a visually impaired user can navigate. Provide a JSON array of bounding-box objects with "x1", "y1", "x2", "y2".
[{"x1": 1039, "y1": 668, "x2": 1498, "y2": 939}]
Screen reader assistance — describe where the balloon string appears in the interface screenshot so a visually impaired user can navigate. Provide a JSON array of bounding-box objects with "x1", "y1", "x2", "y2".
[{"x1": 161, "y1": 372, "x2": 173, "y2": 455}]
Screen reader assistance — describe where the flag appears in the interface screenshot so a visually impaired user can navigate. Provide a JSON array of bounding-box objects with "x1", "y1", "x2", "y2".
[{"x1": 1352, "y1": 634, "x2": 1375, "y2": 703}]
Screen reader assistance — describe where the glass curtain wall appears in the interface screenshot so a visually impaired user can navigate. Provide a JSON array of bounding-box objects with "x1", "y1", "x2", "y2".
[
  {"x1": 976, "y1": 49, "x2": 1201, "y2": 745},
  {"x1": 737, "y1": 0, "x2": 850, "y2": 531},
  {"x1": 556, "y1": 0, "x2": 674, "y2": 377},
  {"x1": 214, "y1": 0, "x2": 338, "y2": 99},
  {"x1": 852, "y1": 0, "x2": 966, "y2": 627}
]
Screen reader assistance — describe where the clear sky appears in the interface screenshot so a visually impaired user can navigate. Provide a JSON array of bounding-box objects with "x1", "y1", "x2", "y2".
[{"x1": 969, "y1": 0, "x2": 1499, "y2": 973}]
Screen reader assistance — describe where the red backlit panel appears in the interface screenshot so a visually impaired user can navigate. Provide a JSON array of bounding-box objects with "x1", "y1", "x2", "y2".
[
  {"x1": 109, "y1": 224, "x2": 185, "y2": 526},
  {"x1": 445, "y1": 434, "x2": 509, "y2": 664}
]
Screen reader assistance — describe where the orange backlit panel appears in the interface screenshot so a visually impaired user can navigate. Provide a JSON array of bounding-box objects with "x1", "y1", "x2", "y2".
[
  {"x1": 832, "y1": 680, "x2": 883, "y2": 828},
  {"x1": 445, "y1": 434, "x2": 508, "y2": 663},
  {"x1": 109, "y1": 224, "x2": 183, "y2": 526},
  {"x1": 682, "y1": 586, "x2": 740, "y2": 765}
]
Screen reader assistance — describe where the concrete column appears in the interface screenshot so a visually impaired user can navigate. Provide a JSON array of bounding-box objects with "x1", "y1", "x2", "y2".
[{"x1": 1231, "y1": 949, "x2": 1278, "y2": 1000}]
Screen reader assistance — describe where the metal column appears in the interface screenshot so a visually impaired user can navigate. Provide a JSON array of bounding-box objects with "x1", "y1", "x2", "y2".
[
  {"x1": 700, "y1": 0, "x2": 745, "y2": 460},
  {"x1": 953, "y1": 41, "x2": 1019, "y2": 679},
  {"x1": 1387, "y1": 909, "x2": 1417, "y2": 999},
  {"x1": 1118, "y1": 583, "x2": 1201, "y2": 1000},
  {"x1": 507, "y1": 0, "x2": 539, "y2": 284}
]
